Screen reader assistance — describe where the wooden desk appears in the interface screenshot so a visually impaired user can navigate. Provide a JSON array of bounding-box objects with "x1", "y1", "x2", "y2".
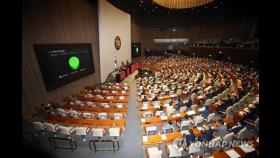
[
  {"x1": 90, "y1": 91, "x2": 129, "y2": 96},
  {"x1": 46, "y1": 114, "x2": 125, "y2": 128},
  {"x1": 142, "y1": 131, "x2": 183, "y2": 147},
  {"x1": 79, "y1": 96, "x2": 128, "y2": 103},
  {"x1": 61, "y1": 105, "x2": 127, "y2": 114}
]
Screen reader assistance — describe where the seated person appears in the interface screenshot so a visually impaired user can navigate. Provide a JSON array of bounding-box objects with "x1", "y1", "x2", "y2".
[
  {"x1": 185, "y1": 129, "x2": 196, "y2": 147},
  {"x1": 40, "y1": 103, "x2": 54, "y2": 113},
  {"x1": 151, "y1": 94, "x2": 158, "y2": 102},
  {"x1": 175, "y1": 96, "x2": 183, "y2": 111},
  {"x1": 229, "y1": 121, "x2": 243, "y2": 134},
  {"x1": 142, "y1": 96, "x2": 148, "y2": 102},
  {"x1": 201, "y1": 106, "x2": 209, "y2": 119},
  {"x1": 213, "y1": 119, "x2": 227, "y2": 137},
  {"x1": 198, "y1": 124, "x2": 214, "y2": 141}
]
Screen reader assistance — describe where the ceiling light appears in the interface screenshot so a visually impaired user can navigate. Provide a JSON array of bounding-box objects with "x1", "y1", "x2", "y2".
[{"x1": 153, "y1": 0, "x2": 213, "y2": 9}]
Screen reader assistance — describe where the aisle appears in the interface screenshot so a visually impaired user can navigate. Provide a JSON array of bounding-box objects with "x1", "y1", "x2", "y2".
[{"x1": 123, "y1": 80, "x2": 144, "y2": 158}]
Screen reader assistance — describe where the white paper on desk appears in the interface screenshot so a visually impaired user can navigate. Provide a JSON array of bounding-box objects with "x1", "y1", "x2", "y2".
[
  {"x1": 170, "y1": 94, "x2": 176, "y2": 97},
  {"x1": 141, "y1": 118, "x2": 146, "y2": 123},
  {"x1": 154, "y1": 104, "x2": 160, "y2": 109},
  {"x1": 143, "y1": 136, "x2": 148, "y2": 142},
  {"x1": 142, "y1": 106, "x2": 148, "y2": 110},
  {"x1": 225, "y1": 149, "x2": 241, "y2": 158},
  {"x1": 175, "y1": 113, "x2": 181, "y2": 117},
  {"x1": 198, "y1": 107, "x2": 206, "y2": 112},
  {"x1": 239, "y1": 144, "x2": 256, "y2": 153},
  {"x1": 160, "y1": 116, "x2": 168, "y2": 120},
  {"x1": 161, "y1": 134, "x2": 167, "y2": 140},
  {"x1": 197, "y1": 127, "x2": 203, "y2": 131},
  {"x1": 187, "y1": 111, "x2": 196, "y2": 115}
]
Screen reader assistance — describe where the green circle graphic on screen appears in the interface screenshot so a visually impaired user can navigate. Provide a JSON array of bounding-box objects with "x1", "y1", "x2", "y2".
[
  {"x1": 68, "y1": 56, "x2": 80, "y2": 70},
  {"x1": 136, "y1": 47, "x2": 139, "y2": 53}
]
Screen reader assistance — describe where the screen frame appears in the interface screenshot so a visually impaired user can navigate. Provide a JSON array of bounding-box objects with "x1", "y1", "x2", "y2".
[{"x1": 33, "y1": 43, "x2": 95, "y2": 91}]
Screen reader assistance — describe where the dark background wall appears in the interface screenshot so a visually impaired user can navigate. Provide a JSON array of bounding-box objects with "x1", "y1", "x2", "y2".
[{"x1": 22, "y1": 0, "x2": 100, "y2": 115}]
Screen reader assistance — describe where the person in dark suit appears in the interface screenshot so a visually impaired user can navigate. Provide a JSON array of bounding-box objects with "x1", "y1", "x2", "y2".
[
  {"x1": 202, "y1": 106, "x2": 209, "y2": 119},
  {"x1": 185, "y1": 129, "x2": 196, "y2": 146},
  {"x1": 142, "y1": 96, "x2": 148, "y2": 102},
  {"x1": 152, "y1": 94, "x2": 158, "y2": 102},
  {"x1": 198, "y1": 124, "x2": 214, "y2": 141}
]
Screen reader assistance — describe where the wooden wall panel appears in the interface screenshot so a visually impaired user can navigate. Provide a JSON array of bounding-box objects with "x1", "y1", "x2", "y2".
[{"x1": 22, "y1": 0, "x2": 100, "y2": 115}]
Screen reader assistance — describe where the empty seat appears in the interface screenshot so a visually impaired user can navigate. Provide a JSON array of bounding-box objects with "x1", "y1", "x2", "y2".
[
  {"x1": 194, "y1": 115, "x2": 204, "y2": 126},
  {"x1": 98, "y1": 113, "x2": 108, "y2": 119},
  {"x1": 43, "y1": 122, "x2": 59, "y2": 136},
  {"x1": 73, "y1": 127, "x2": 90, "y2": 141},
  {"x1": 223, "y1": 132, "x2": 235, "y2": 141},
  {"x1": 92, "y1": 128, "x2": 106, "y2": 139},
  {"x1": 109, "y1": 128, "x2": 121, "y2": 139},
  {"x1": 147, "y1": 146, "x2": 162, "y2": 158},
  {"x1": 82, "y1": 112, "x2": 94, "y2": 119},
  {"x1": 207, "y1": 113, "x2": 216, "y2": 122},
  {"x1": 57, "y1": 125, "x2": 74, "y2": 138},
  {"x1": 179, "y1": 106, "x2": 187, "y2": 113},
  {"x1": 113, "y1": 113, "x2": 123, "y2": 119}
]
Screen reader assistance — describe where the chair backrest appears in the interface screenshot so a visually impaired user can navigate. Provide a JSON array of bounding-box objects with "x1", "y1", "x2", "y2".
[
  {"x1": 82, "y1": 112, "x2": 94, "y2": 119},
  {"x1": 43, "y1": 122, "x2": 57, "y2": 133},
  {"x1": 179, "y1": 106, "x2": 187, "y2": 113},
  {"x1": 74, "y1": 127, "x2": 88, "y2": 136},
  {"x1": 237, "y1": 127, "x2": 248, "y2": 139},
  {"x1": 208, "y1": 113, "x2": 216, "y2": 122},
  {"x1": 226, "y1": 106, "x2": 234, "y2": 115},
  {"x1": 86, "y1": 101, "x2": 95, "y2": 106},
  {"x1": 191, "y1": 104, "x2": 198, "y2": 110},
  {"x1": 194, "y1": 116, "x2": 204, "y2": 126},
  {"x1": 166, "y1": 107, "x2": 175, "y2": 115},
  {"x1": 147, "y1": 147, "x2": 162, "y2": 158},
  {"x1": 98, "y1": 113, "x2": 108, "y2": 119},
  {"x1": 114, "y1": 113, "x2": 123, "y2": 119},
  {"x1": 69, "y1": 110, "x2": 80, "y2": 118},
  {"x1": 181, "y1": 120, "x2": 191, "y2": 128},
  {"x1": 56, "y1": 108, "x2": 67, "y2": 116},
  {"x1": 58, "y1": 126, "x2": 72, "y2": 135},
  {"x1": 188, "y1": 142, "x2": 201, "y2": 154},
  {"x1": 209, "y1": 137, "x2": 222, "y2": 148},
  {"x1": 109, "y1": 128, "x2": 121, "y2": 137},
  {"x1": 33, "y1": 122, "x2": 44, "y2": 131},
  {"x1": 116, "y1": 103, "x2": 123, "y2": 108},
  {"x1": 92, "y1": 128, "x2": 105, "y2": 137},
  {"x1": 223, "y1": 132, "x2": 234, "y2": 141}
]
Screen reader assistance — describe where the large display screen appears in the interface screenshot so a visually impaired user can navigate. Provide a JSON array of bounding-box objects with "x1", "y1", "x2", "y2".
[{"x1": 34, "y1": 43, "x2": 95, "y2": 91}]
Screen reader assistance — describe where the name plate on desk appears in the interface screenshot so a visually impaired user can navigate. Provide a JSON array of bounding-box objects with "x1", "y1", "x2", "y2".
[
  {"x1": 161, "y1": 134, "x2": 167, "y2": 140},
  {"x1": 160, "y1": 116, "x2": 168, "y2": 120},
  {"x1": 186, "y1": 111, "x2": 196, "y2": 115}
]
